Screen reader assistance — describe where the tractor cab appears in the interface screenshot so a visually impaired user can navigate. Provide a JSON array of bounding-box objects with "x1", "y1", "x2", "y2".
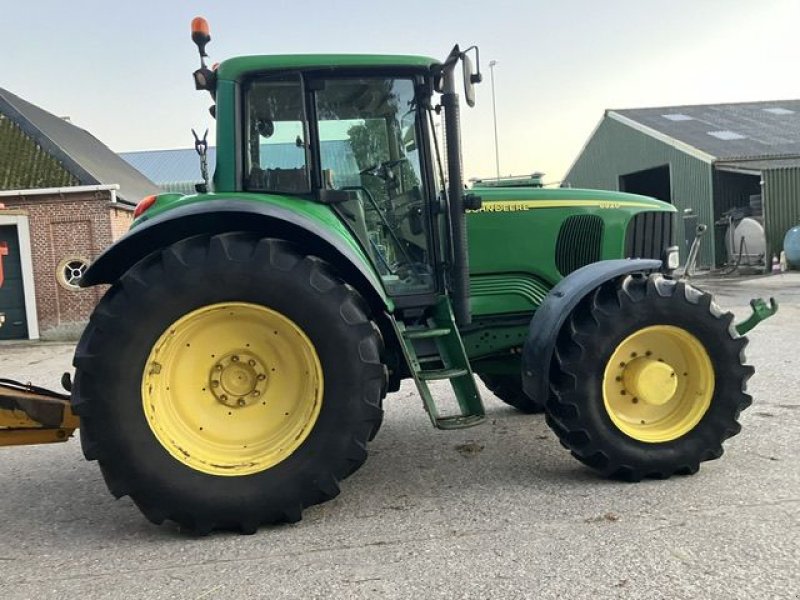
[{"x1": 188, "y1": 15, "x2": 481, "y2": 320}]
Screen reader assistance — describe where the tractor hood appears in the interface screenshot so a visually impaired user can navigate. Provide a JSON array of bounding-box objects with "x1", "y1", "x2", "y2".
[{"x1": 466, "y1": 185, "x2": 676, "y2": 317}]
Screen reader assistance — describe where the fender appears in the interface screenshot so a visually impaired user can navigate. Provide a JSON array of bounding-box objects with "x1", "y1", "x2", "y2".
[
  {"x1": 81, "y1": 198, "x2": 390, "y2": 309},
  {"x1": 521, "y1": 258, "x2": 662, "y2": 403}
]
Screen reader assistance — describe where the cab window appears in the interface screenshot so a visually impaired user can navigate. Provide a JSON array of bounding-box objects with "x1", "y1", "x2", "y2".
[{"x1": 244, "y1": 74, "x2": 310, "y2": 194}]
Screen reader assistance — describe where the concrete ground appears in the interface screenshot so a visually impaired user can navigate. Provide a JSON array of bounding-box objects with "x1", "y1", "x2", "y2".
[{"x1": 0, "y1": 273, "x2": 798, "y2": 599}]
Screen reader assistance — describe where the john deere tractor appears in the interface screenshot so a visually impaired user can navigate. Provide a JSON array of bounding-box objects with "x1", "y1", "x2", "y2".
[{"x1": 0, "y1": 18, "x2": 774, "y2": 534}]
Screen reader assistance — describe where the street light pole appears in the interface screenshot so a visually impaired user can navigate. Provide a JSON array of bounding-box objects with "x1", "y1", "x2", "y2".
[{"x1": 489, "y1": 60, "x2": 500, "y2": 179}]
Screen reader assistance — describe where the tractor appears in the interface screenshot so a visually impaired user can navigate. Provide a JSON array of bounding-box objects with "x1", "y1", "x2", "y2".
[{"x1": 0, "y1": 18, "x2": 775, "y2": 534}]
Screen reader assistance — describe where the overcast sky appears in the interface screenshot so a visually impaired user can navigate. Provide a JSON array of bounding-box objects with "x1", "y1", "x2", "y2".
[{"x1": 2, "y1": 0, "x2": 799, "y2": 183}]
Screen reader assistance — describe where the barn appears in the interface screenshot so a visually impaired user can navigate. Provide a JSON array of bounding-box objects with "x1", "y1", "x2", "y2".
[
  {"x1": 565, "y1": 100, "x2": 800, "y2": 269},
  {"x1": 0, "y1": 87, "x2": 159, "y2": 339}
]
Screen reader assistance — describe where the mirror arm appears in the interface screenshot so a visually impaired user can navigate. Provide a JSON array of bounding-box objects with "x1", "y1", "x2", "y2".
[{"x1": 461, "y1": 45, "x2": 483, "y2": 84}]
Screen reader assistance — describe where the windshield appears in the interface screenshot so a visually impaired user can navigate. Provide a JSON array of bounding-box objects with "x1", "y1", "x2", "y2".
[{"x1": 316, "y1": 77, "x2": 433, "y2": 295}]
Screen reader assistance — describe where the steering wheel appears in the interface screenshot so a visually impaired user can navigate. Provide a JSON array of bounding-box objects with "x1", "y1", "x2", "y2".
[{"x1": 359, "y1": 159, "x2": 405, "y2": 179}]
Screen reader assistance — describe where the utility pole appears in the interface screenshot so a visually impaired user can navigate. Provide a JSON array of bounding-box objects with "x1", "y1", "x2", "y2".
[{"x1": 489, "y1": 60, "x2": 500, "y2": 179}]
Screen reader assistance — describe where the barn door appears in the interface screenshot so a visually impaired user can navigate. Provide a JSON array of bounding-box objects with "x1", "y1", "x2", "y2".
[{"x1": 0, "y1": 225, "x2": 29, "y2": 340}]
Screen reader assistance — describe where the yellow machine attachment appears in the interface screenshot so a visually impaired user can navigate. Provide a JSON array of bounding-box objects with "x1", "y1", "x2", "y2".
[{"x1": 0, "y1": 379, "x2": 78, "y2": 446}]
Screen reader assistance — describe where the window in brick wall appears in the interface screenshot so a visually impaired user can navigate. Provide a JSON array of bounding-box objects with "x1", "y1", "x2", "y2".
[{"x1": 56, "y1": 256, "x2": 90, "y2": 290}]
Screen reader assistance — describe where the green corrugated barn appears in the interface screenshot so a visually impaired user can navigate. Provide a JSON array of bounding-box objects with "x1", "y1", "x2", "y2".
[{"x1": 565, "y1": 100, "x2": 800, "y2": 268}]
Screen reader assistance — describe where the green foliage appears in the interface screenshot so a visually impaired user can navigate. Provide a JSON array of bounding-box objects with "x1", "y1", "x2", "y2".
[
  {"x1": 0, "y1": 116, "x2": 77, "y2": 190},
  {"x1": 347, "y1": 120, "x2": 388, "y2": 202}
]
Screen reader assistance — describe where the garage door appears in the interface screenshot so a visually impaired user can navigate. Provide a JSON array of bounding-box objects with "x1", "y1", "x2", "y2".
[{"x1": 0, "y1": 225, "x2": 29, "y2": 340}]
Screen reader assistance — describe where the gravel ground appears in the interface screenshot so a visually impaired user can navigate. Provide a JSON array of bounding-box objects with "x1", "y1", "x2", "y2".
[{"x1": 0, "y1": 273, "x2": 798, "y2": 599}]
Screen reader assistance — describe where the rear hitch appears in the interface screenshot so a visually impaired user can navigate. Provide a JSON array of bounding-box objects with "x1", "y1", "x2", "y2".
[{"x1": 735, "y1": 297, "x2": 778, "y2": 336}]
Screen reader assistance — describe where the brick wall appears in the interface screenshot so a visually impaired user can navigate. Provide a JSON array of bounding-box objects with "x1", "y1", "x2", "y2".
[
  {"x1": 1, "y1": 189, "x2": 134, "y2": 333},
  {"x1": 110, "y1": 204, "x2": 134, "y2": 241}
]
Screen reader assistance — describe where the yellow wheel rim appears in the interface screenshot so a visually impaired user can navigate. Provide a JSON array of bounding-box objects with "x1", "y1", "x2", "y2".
[
  {"x1": 602, "y1": 325, "x2": 714, "y2": 443},
  {"x1": 142, "y1": 302, "x2": 323, "y2": 476}
]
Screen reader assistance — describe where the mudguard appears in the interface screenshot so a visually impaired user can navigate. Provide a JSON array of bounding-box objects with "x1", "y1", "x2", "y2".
[
  {"x1": 81, "y1": 198, "x2": 389, "y2": 309},
  {"x1": 521, "y1": 258, "x2": 662, "y2": 404}
]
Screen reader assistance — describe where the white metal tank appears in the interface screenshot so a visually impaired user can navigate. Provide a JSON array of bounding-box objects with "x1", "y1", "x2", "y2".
[{"x1": 724, "y1": 217, "x2": 766, "y2": 267}]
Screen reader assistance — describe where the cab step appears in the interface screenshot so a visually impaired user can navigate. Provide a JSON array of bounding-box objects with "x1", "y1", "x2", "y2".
[
  {"x1": 393, "y1": 299, "x2": 485, "y2": 430},
  {"x1": 403, "y1": 327, "x2": 452, "y2": 340},
  {"x1": 418, "y1": 368, "x2": 468, "y2": 381}
]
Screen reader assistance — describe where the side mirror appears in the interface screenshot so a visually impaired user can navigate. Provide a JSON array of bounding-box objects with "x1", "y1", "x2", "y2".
[{"x1": 460, "y1": 47, "x2": 482, "y2": 108}]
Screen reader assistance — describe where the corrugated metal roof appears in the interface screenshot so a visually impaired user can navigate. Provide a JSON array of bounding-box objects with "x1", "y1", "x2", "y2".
[
  {"x1": 120, "y1": 140, "x2": 361, "y2": 189},
  {"x1": 0, "y1": 87, "x2": 160, "y2": 204},
  {"x1": 716, "y1": 157, "x2": 800, "y2": 172},
  {"x1": 612, "y1": 100, "x2": 800, "y2": 162},
  {"x1": 119, "y1": 147, "x2": 217, "y2": 185}
]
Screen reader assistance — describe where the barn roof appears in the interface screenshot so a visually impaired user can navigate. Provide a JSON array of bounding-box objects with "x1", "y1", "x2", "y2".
[
  {"x1": 610, "y1": 100, "x2": 800, "y2": 165},
  {"x1": 0, "y1": 87, "x2": 160, "y2": 204}
]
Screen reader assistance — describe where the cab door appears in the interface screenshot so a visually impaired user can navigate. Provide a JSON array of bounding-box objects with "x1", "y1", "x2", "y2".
[{"x1": 311, "y1": 75, "x2": 439, "y2": 300}]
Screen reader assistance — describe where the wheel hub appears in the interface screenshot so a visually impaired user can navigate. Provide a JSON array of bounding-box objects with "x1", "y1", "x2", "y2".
[
  {"x1": 602, "y1": 325, "x2": 715, "y2": 443},
  {"x1": 622, "y1": 358, "x2": 677, "y2": 406},
  {"x1": 210, "y1": 351, "x2": 268, "y2": 408},
  {"x1": 142, "y1": 302, "x2": 324, "y2": 476}
]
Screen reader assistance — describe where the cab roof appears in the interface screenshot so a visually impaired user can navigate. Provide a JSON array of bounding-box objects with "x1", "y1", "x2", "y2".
[{"x1": 216, "y1": 54, "x2": 439, "y2": 81}]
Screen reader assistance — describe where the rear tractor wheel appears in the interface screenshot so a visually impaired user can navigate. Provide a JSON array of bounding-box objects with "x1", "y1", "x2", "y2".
[
  {"x1": 545, "y1": 273, "x2": 753, "y2": 481},
  {"x1": 72, "y1": 233, "x2": 386, "y2": 533}
]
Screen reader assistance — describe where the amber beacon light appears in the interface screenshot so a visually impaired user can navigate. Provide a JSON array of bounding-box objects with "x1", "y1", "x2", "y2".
[{"x1": 191, "y1": 17, "x2": 211, "y2": 57}]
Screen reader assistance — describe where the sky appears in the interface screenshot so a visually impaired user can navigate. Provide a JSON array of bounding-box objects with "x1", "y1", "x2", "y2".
[{"x1": 2, "y1": 0, "x2": 800, "y2": 183}]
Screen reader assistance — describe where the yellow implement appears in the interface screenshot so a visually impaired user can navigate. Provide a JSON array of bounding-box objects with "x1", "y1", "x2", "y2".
[{"x1": 0, "y1": 378, "x2": 78, "y2": 447}]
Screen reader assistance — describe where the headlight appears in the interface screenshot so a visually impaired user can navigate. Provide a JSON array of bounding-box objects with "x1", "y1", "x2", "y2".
[{"x1": 664, "y1": 245, "x2": 680, "y2": 271}]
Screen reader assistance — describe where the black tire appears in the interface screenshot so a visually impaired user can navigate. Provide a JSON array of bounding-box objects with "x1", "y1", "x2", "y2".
[
  {"x1": 480, "y1": 374, "x2": 544, "y2": 414},
  {"x1": 72, "y1": 233, "x2": 386, "y2": 533},
  {"x1": 545, "y1": 273, "x2": 753, "y2": 481}
]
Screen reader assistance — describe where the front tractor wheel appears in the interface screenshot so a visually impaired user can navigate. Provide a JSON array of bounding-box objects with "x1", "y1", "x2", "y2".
[
  {"x1": 72, "y1": 234, "x2": 386, "y2": 533},
  {"x1": 545, "y1": 274, "x2": 753, "y2": 481}
]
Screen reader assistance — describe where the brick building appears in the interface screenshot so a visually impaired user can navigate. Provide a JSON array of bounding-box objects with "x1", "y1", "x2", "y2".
[{"x1": 0, "y1": 87, "x2": 159, "y2": 340}]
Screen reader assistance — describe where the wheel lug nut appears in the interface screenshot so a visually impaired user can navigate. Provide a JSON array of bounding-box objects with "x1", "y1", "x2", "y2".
[
  {"x1": 248, "y1": 359, "x2": 256, "y2": 366},
  {"x1": 252, "y1": 390, "x2": 260, "y2": 397},
  {"x1": 220, "y1": 395, "x2": 228, "y2": 402},
  {"x1": 211, "y1": 381, "x2": 219, "y2": 388},
  {"x1": 257, "y1": 374, "x2": 266, "y2": 381},
  {"x1": 237, "y1": 398, "x2": 246, "y2": 407},
  {"x1": 231, "y1": 355, "x2": 239, "y2": 362},
  {"x1": 216, "y1": 365, "x2": 223, "y2": 371}
]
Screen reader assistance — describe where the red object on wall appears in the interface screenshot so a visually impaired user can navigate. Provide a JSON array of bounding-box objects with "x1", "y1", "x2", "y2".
[
  {"x1": 0, "y1": 240, "x2": 8, "y2": 288},
  {"x1": 0, "y1": 202, "x2": 6, "y2": 288}
]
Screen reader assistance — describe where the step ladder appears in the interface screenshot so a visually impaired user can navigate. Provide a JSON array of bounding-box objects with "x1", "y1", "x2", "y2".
[{"x1": 393, "y1": 299, "x2": 485, "y2": 430}]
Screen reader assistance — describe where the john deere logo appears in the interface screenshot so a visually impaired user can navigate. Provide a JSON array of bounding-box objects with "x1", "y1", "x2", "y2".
[{"x1": 469, "y1": 199, "x2": 657, "y2": 213}]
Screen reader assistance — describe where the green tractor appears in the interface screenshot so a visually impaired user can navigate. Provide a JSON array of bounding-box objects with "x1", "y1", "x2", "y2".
[{"x1": 32, "y1": 18, "x2": 771, "y2": 533}]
